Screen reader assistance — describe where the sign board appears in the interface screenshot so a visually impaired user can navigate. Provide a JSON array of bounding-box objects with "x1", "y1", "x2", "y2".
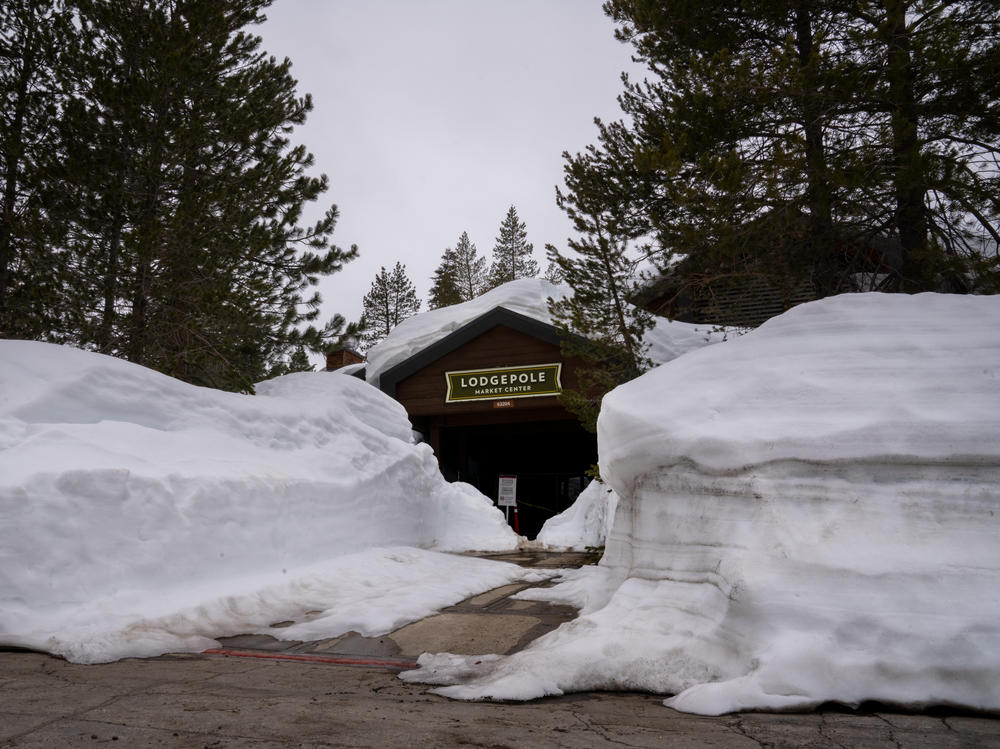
[
  {"x1": 497, "y1": 475, "x2": 517, "y2": 507},
  {"x1": 445, "y1": 363, "x2": 562, "y2": 403}
]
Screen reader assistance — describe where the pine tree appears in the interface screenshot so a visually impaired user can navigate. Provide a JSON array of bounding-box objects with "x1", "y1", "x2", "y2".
[
  {"x1": 52, "y1": 0, "x2": 358, "y2": 391},
  {"x1": 286, "y1": 345, "x2": 314, "y2": 373},
  {"x1": 589, "y1": 0, "x2": 861, "y2": 302},
  {"x1": 487, "y1": 205, "x2": 538, "y2": 288},
  {"x1": 428, "y1": 248, "x2": 463, "y2": 309},
  {"x1": 845, "y1": 0, "x2": 1000, "y2": 290},
  {"x1": 546, "y1": 187, "x2": 652, "y2": 432},
  {"x1": 448, "y1": 231, "x2": 488, "y2": 301},
  {"x1": 0, "y1": 0, "x2": 73, "y2": 339},
  {"x1": 360, "y1": 262, "x2": 420, "y2": 348},
  {"x1": 542, "y1": 259, "x2": 565, "y2": 285},
  {"x1": 565, "y1": 0, "x2": 1000, "y2": 308}
]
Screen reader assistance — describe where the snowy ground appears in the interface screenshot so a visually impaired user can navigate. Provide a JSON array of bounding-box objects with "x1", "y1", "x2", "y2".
[
  {"x1": 7, "y1": 291, "x2": 998, "y2": 717},
  {"x1": 402, "y1": 292, "x2": 1000, "y2": 715},
  {"x1": 0, "y1": 341, "x2": 531, "y2": 663}
]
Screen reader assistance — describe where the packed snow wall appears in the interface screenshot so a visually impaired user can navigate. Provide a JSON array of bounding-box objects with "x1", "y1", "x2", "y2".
[
  {"x1": 0, "y1": 341, "x2": 518, "y2": 662},
  {"x1": 404, "y1": 292, "x2": 1000, "y2": 715}
]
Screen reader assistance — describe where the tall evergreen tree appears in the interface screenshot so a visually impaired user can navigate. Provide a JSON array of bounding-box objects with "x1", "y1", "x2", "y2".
[
  {"x1": 591, "y1": 0, "x2": 863, "y2": 302},
  {"x1": 428, "y1": 248, "x2": 463, "y2": 309},
  {"x1": 448, "y1": 231, "x2": 489, "y2": 301},
  {"x1": 52, "y1": 0, "x2": 357, "y2": 391},
  {"x1": 564, "y1": 0, "x2": 1000, "y2": 310},
  {"x1": 845, "y1": 0, "x2": 1000, "y2": 289},
  {"x1": 0, "y1": 0, "x2": 73, "y2": 338},
  {"x1": 542, "y1": 259, "x2": 565, "y2": 285},
  {"x1": 546, "y1": 185, "x2": 652, "y2": 432},
  {"x1": 487, "y1": 205, "x2": 538, "y2": 288},
  {"x1": 285, "y1": 345, "x2": 314, "y2": 373},
  {"x1": 359, "y1": 261, "x2": 420, "y2": 349}
]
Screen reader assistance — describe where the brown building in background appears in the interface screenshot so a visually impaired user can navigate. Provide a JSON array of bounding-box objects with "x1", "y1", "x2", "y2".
[{"x1": 374, "y1": 306, "x2": 596, "y2": 538}]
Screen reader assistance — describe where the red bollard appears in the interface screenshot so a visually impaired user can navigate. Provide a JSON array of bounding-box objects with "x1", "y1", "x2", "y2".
[{"x1": 513, "y1": 505, "x2": 520, "y2": 535}]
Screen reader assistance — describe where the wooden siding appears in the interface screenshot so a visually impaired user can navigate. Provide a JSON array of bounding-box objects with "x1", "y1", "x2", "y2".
[
  {"x1": 646, "y1": 277, "x2": 816, "y2": 328},
  {"x1": 395, "y1": 324, "x2": 582, "y2": 417}
]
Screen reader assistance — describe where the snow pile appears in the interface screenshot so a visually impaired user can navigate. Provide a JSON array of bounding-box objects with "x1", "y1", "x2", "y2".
[
  {"x1": 536, "y1": 480, "x2": 619, "y2": 550},
  {"x1": 365, "y1": 278, "x2": 726, "y2": 387},
  {"x1": 402, "y1": 292, "x2": 1000, "y2": 715},
  {"x1": 0, "y1": 340, "x2": 519, "y2": 663}
]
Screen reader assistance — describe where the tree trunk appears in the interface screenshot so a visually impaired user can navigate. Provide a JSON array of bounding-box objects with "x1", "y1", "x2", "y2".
[
  {"x1": 883, "y1": 0, "x2": 933, "y2": 290},
  {"x1": 127, "y1": 133, "x2": 165, "y2": 364},
  {"x1": 99, "y1": 183, "x2": 125, "y2": 354},
  {"x1": 0, "y1": 34, "x2": 34, "y2": 329},
  {"x1": 794, "y1": 1, "x2": 838, "y2": 297}
]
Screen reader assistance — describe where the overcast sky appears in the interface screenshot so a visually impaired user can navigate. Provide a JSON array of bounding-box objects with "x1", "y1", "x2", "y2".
[{"x1": 257, "y1": 1, "x2": 642, "y2": 344}]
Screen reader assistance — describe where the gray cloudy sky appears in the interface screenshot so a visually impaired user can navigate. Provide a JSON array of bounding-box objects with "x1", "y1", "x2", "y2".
[{"x1": 257, "y1": 1, "x2": 641, "y2": 337}]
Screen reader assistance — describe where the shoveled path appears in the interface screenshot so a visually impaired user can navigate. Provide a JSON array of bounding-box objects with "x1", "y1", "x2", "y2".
[
  {"x1": 209, "y1": 549, "x2": 598, "y2": 667},
  {"x1": 2, "y1": 550, "x2": 998, "y2": 748}
]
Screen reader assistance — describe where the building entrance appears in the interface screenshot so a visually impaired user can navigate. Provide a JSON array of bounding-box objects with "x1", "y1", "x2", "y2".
[
  {"x1": 436, "y1": 420, "x2": 597, "y2": 539},
  {"x1": 372, "y1": 304, "x2": 604, "y2": 541}
]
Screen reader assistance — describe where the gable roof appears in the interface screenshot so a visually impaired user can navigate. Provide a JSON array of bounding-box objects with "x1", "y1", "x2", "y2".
[{"x1": 378, "y1": 306, "x2": 563, "y2": 398}]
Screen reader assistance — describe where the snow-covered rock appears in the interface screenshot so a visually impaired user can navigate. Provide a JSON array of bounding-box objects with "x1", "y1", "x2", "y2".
[
  {"x1": 536, "y1": 480, "x2": 619, "y2": 550},
  {"x1": 0, "y1": 341, "x2": 519, "y2": 663},
  {"x1": 401, "y1": 292, "x2": 1000, "y2": 715}
]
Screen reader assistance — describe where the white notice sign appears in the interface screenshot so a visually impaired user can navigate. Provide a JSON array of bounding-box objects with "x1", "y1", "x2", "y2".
[{"x1": 497, "y1": 475, "x2": 517, "y2": 507}]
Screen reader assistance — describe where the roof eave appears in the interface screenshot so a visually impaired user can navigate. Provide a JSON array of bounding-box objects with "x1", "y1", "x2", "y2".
[{"x1": 378, "y1": 306, "x2": 563, "y2": 398}]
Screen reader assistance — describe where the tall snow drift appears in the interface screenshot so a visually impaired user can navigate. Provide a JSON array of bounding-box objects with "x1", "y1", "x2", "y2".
[
  {"x1": 403, "y1": 292, "x2": 1000, "y2": 715},
  {"x1": 0, "y1": 341, "x2": 518, "y2": 662}
]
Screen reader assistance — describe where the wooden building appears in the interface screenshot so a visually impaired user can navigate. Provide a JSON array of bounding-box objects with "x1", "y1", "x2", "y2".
[{"x1": 376, "y1": 306, "x2": 596, "y2": 538}]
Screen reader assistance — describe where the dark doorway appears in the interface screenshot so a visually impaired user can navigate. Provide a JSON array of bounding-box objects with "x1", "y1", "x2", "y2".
[{"x1": 436, "y1": 420, "x2": 597, "y2": 538}]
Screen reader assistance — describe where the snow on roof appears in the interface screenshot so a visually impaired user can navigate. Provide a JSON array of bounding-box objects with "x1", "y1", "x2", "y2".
[
  {"x1": 332, "y1": 361, "x2": 366, "y2": 377},
  {"x1": 365, "y1": 277, "x2": 729, "y2": 388},
  {"x1": 365, "y1": 278, "x2": 566, "y2": 387}
]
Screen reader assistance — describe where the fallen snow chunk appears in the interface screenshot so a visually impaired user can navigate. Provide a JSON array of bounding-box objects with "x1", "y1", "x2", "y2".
[{"x1": 536, "y1": 480, "x2": 619, "y2": 550}]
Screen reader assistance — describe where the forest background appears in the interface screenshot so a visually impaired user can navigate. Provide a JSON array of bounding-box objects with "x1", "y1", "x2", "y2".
[{"x1": 2, "y1": 0, "x2": 997, "y2": 398}]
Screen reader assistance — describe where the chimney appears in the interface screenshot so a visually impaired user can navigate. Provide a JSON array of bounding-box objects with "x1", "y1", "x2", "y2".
[{"x1": 325, "y1": 348, "x2": 364, "y2": 371}]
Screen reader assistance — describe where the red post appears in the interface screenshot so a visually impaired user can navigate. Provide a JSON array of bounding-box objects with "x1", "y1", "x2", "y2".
[{"x1": 513, "y1": 505, "x2": 520, "y2": 535}]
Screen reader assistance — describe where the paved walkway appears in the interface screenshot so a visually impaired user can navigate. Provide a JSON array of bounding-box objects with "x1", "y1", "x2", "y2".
[
  {"x1": 208, "y1": 550, "x2": 597, "y2": 667},
  {"x1": 2, "y1": 551, "x2": 998, "y2": 748}
]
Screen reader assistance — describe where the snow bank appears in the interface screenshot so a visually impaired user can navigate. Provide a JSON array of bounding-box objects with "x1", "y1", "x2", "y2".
[
  {"x1": 0, "y1": 341, "x2": 519, "y2": 663},
  {"x1": 365, "y1": 278, "x2": 726, "y2": 387},
  {"x1": 535, "y1": 480, "x2": 619, "y2": 550},
  {"x1": 402, "y1": 292, "x2": 1000, "y2": 715}
]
